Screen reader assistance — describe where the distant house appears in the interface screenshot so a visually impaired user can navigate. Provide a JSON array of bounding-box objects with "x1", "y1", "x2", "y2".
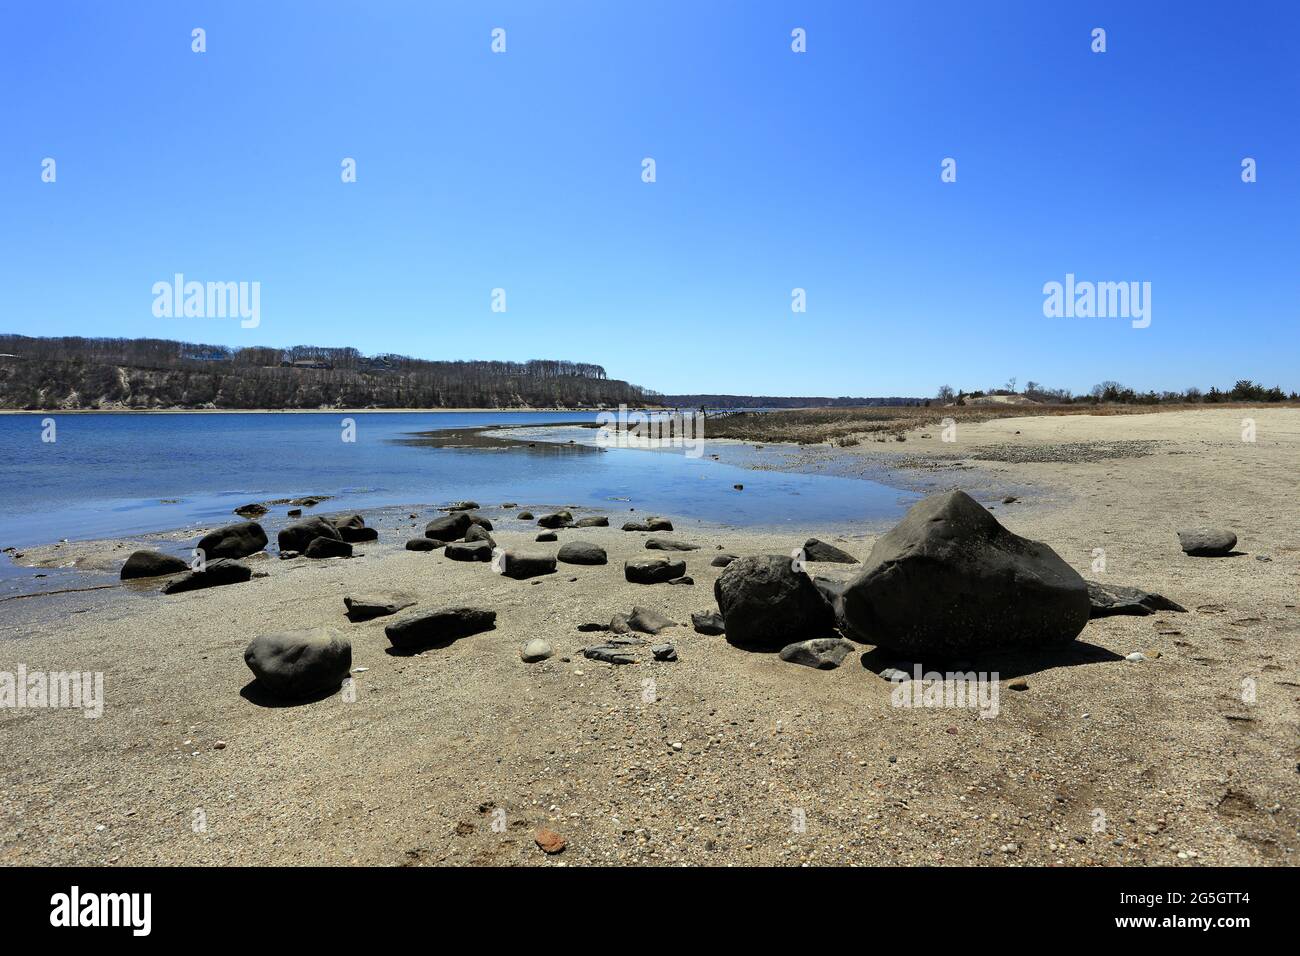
[{"x1": 290, "y1": 359, "x2": 333, "y2": 370}]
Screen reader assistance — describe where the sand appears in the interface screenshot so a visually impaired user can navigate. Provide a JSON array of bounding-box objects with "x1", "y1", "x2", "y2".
[{"x1": 1, "y1": 407, "x2": 1296, "y2": 866}]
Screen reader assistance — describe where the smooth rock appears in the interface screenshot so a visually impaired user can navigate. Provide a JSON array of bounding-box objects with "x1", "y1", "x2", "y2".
[
  {"x1": 573, "y1": 516, "x2": 609, "y2": 527},
  {"x1": 557, "y1": 541, "x2": 607, "y2": 565},
  {"x1": 304, "y1": 536, "x2": 353, "y2": 559},
  {"x1": 278, "y1": 517, "x2": 341, "y2": 554},
  {"x1": 161, "y1": 558, "x2": 252, "y2": 594},
  {"x1": 646, "y1": 538, "x2": 700, "y2": 552},
  {"x1": 499, "y1": 551, "x2": 556, "y2": 580},
  {"x1": 1177, "y1": 528, "x2": 1237, "y2": 556},
  {"x1": 244, "y1": 627, "x2": 352, "y2": 699},
  {"x1": 520, "y1": 639, "x2": 553, "y2": 663},
  {"x1": 651, "y1": 644, "x2": 678, "y2": 662},
  {"x1": 405, "y1": 537, "x2": 442, "y2": 551},
  {"x1": 121, "y1": 549, "x2": 189, "y2": 580},
  {"x1": 537, "y1": 511, "x2": 573, "y2": 529},
  {"x1": 710, "y1": 553, "x2": 738, "y2": 568},
  {"x1": 384, "y1": 607, "x2": 497, "y2": 651},
  {"x1": 424, "y1": 512, "x2": 472, "y2": 542},
  {"x1": 625, "y1": 558, "x2": 687, "y2": 584},
  {"x1": 444, "y1": 540, "x2": 493, "y2": 561},
  {"x1": 198, "y1": 521, "x2": 268, "y2": 560}
]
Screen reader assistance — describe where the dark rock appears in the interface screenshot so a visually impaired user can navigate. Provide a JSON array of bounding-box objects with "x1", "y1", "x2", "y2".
[
  {"x1": 583, "y1": 645, "x2": 637, "y2": 665},
  {"x1": 444, "y1": 540, "x2": 493, "y2": 562},
  {"x1": 646, "y1": 538, "x2": 700, "y2": 552},
  {"x1": 669, "y1": 576, "x2": 694, "y2": 586},
  {"x1": 810, "y1": 576, "x2": 852, "y2": 633},
  {"x1": 691, "y1": 610, "x2": 725, "y2": 635},
  {"x1": 304, "y1": 536, "x2": 353, "y2": 559},
  {"x1": 646, "y1": 517, "x2": 674, "y2": 532},
  {"x1": 625, "y1": 558, "x2": 687, "y2": 584},
  {"x1": 622, "y1": 521, "x2": 651, "y2": 531},
  {"x1": 840, "y1": 490, "x2": 1090, "y2": 655},
  {"x1": 405, "y1": 537, "x2": 442, "y2": 551},
  {"x1": 244, "y1": 627, "x2": 351, "y2": 699},
  {"x1": 121, "y1": 549, "x2": 189, "y2": 580},
  {"x1": 198, "y1": 521, "x2": 268, "y2": 560},
  {"x1": 537, "y1": 511, "x2": 573, "y2": 529},
  {"x1": 573, "y1": 516, "x2": 609, "y2": 527},
  {"x1": 535, "y1": 532, "x2": 558, "y2": 542},
  {"x1": 1086, "y1": 580, "x2": 1187, "y2": 618},
  {"x1": 234, "y1": 503, "x2": 268, "y2": 519},
  {"x1": 778, "y1": 637, "x2": 856, "y2": 669},
  {"x1": 499, "y1": 551, "x2": 557, "y2": 580},
  {"x1": 557, "y1": 541, "x2": 607, "y2": 565},
  {"x1": 501, "y1": 502, "x2": 518, "y2": 509},
  {"x1": 344, "y1": 592, "x2": 416, "y2": 621},
  {"x1": 710, "y1": 553, "x2": 738, "y2": 568},
  {"x1": 714, "y1": 555, "x2": 835, "y2": 649},
  {"x1": 801, "y1": 538, "x2": 858, "y2": 564},
  {"x1": 651, "y1": 644, "x2": 678, "y2": 662},
  {"x1": 1177, "y1": 528, "x2": 1237, "y2": 556},
  {"x1": 161, "y1": 558, "x2": 252, "y2": 594},
  {"x1": 279, "y1": 517, "x2": 342, "y2": 553},
  {"x1": 338, "y1": 526, "x2": 379, "y2": 543},
  {"x1": 424, "y1": 512, "x2": 472, "y2": 541},
  {"x1": 444, "y1": 501, "x2": 480, "y2": 511},
  {"x1": 384, "y1": 607, "x2": 497, "y2": 651},
  {"x1": 331, "y1": 514, "x2": 366, "y2": 532},
  {"x1": 467, "y1": 515, "x2": 493, "y2": 531},
  {"x1": 733, "y1": 484, "x2": 743, "y2": 491},
  {"x1": 517, "y1": 511, "x2": 535, "y2": 520},
  {"x1": 627, "y1": 606, "x2": 675, "y2": 634},
  {"x1": 287, "y1": 508, "x2": 302, "y2": 518},
  {"x1": 577, "y1": 622, "x2": 608, "y2": 632},
  {"x1": 289, "y1": 496, "x2": 331, "y2": 507},
  {"x1": 464, "y1": 524, "x2": 495, "y2": 545},
  {"x1": 279, "y1": 551, "x2": 300, "y2": 560}
]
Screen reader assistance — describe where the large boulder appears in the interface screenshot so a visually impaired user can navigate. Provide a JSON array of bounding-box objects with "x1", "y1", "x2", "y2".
[
  {"x1": 197, "y1": 521, "x2": 268, "y2": 560},
  {"x1": 425, "y1": 513, "x2": 472, "y2": 541},
  {"x1": 646, "y1": 517, "x2": 674, "y2": 531},
  {"x1": 279, "y1": 517, "x2": 341, "y2": 553},
  {"x1": 1177, "y1": 528, "x2": 1237, "y2": 556},
  {"x1": 332, "y1": 516, "x2": 378, "y2": 543},
  {"x1": 573, "y1": 516, "x2": 609, "y2": 528},
  {"x1": 161, "y1": 558, "x2": 252, "y2": 594},
  {"x1": 405, "y1": 537, "x2": 442, "y2": 551},
  {"x1": 839, "y1": 490, "x2": 1090, "y2": 656},
  {"x1": 464, "y1": 524, "x2": 496, "y2": 546},
  {"x1": 244, "y1": 627, "x2": 352, "y2": 699},
  {"x1": 557, "y1": 541, "x2": 607, "y2": 565},
  {"x1": 121, "y1": 549, "x2": 189, "y2": 580},
  {"x1": 713, "y1": 555, "x2": 835, "y2": 649},
  {"x1": 385, "y1": 607, "x2": 497, "y2": 651},
  {"x1": 625, "y1": 558, "x2": 686, "y2": 584}
]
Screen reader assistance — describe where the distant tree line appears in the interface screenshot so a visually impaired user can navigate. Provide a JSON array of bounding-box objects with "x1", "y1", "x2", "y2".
[
  {"x1": 0, "y1": 335, "x2": 650, "y2": 410},
  {"x1": 935, "y1": 379, "x2": 1298, "y2": 405}
]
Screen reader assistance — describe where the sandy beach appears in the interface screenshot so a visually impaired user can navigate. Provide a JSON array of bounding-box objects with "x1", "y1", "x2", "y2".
[{"x1": 1, "y1": 407, "x2": 1295, "y2": 867}]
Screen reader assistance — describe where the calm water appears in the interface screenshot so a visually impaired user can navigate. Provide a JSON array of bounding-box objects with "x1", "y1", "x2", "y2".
[{"x1": 0, "y1": 412, "x2": 916, "y2": 550}]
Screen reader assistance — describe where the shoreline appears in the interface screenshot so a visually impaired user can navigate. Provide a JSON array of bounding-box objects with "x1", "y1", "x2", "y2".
[{"x1": 2, "y1": 407, "x2": 1297, "y2": 866}]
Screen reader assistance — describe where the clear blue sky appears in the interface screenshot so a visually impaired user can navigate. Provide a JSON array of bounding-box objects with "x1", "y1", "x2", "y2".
[{"x1": 3, "y1": 1, "x2": 1297, "y2": 397}]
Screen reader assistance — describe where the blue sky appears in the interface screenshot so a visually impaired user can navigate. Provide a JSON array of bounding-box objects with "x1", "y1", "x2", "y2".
[{"x1": 3, "y1": 1, "x2": 1297, "y2": 397}]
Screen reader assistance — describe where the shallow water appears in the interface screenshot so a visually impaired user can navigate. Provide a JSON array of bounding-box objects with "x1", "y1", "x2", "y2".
[{"x1": 0, "y1": 411, "x2": 917, "y2": 553}]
